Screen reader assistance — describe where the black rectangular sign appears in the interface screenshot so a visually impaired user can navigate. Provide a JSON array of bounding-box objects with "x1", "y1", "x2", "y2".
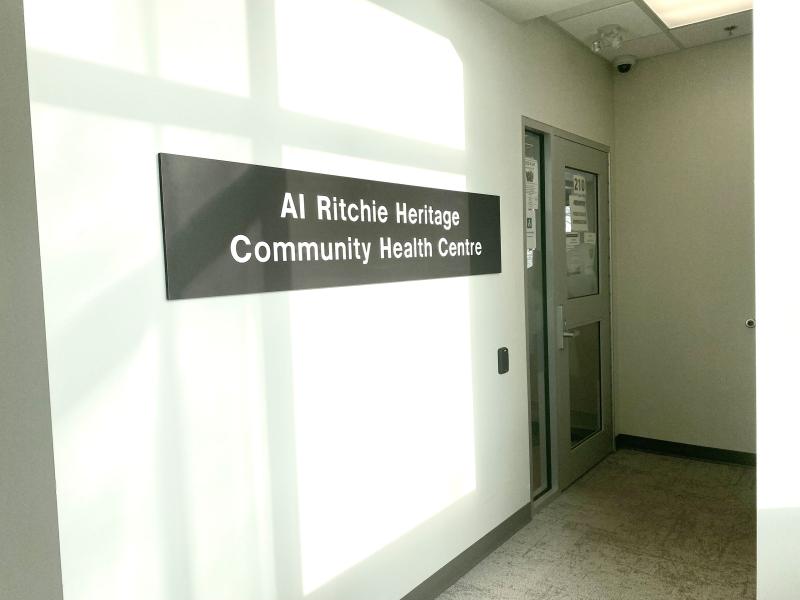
[{"x1": 158, "y1": 153, "x2": 501, "y2": 300}]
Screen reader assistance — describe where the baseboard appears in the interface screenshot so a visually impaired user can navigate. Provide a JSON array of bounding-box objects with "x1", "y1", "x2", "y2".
[
  {"x1": 400, "y1": 503, "x2": 532, "y2": 600},
  {"x1": 615, "y1": 434, "x2": 756, "y2": 467}
]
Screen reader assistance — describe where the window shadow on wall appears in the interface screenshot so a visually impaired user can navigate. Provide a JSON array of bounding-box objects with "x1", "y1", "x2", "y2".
[{"x1": 24, "y1": 0, "x2": 515, "y2": 598}]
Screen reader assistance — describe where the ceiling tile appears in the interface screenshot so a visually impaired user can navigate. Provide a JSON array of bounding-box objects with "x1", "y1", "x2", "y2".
[
  {"x1": 601, "y1": 32, "x2": 679, "y2": 60},
  {"x1": 557, "y1": 1, "x2": 663, "y2": 46},
  {"x1": 480, "y1": 0, "x2": 595, "y2": 23},
  {"x1": 549, "y1": 0, "x2": 630, "y2": 23},
  {"x1": 671, "y1": 9, "x2": 752, "y2": 48}
]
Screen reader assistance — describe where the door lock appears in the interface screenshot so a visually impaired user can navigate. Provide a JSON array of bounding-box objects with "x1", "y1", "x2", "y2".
[{"x1": 745, "y1": 318, "x2": 755, "y2": 329}]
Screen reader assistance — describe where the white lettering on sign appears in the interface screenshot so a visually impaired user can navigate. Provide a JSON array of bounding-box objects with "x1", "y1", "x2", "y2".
[
  {"x1": 281, "y1": 192, "x2": 306, "y2": 219},
  {"x1": 395, "y1": 202, "x2": 460, "y2": 231},
  {"x1": 231, "y1": 234, "x2": 252, "y2": 263},
  {"x1": 379, "y1": 237, "x2": 434, "y2": 259},
  {"x1": 230, "y1": 235, "x2": 373, "y2": 265},
  {"x1": 231, "y1": 190, "x2": 483, "y2": 267},
  {"x1": 315, "y1": 196, "x2": 389, "y2": 224},
  {"x1": 437, "y1": 237, "x2": 482, "y2": 257}
]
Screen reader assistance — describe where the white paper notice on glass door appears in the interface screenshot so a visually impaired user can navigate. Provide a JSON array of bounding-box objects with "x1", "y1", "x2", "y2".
[
  {"x1": 524, "y1": 157, "x2": 538, "y2": 264},
  {"x1": 526, "y1": 229, "x2": 536, "y2": 259},
  {"x1": 565, "y1": 233, "x2": 581, "y2": 248},
  {"x1": 568, "y1": 194, "x2": 588, "y2": 232},
  {"x1": 524, "y1": 158, "x2": 539, "y2": 212}
]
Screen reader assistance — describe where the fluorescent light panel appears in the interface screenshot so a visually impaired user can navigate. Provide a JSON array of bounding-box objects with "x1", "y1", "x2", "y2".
[{"x1": 644, "y1": 0, "x2": 752, "y2": 28}]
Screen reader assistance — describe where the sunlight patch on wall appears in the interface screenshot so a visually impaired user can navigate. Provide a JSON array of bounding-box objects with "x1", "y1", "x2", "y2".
[
  {"x1": 24, "y1": 0, "x2": 251, "y2": 96},
  {"x1": 275, "y1": 0, "x2": 465, "y2": 150},
  {"x1": 158, "y1": 125, "x2": 253, "y2": 164},
  {"x1": 50, "y1": 329, "x2": 164, "y2": 600},
  {"x1": 154, "y1": 0, "x2": 251, "y2": 96},
  {"x1": 28, "y1": 103, "x2": 161, "y2": 329},
  {"x1": 171, "y1": 299, "x2": 275, "y2": 600},
  {"x1": 29, "y1": 101, "x2": 275, "y2": 599},
  {"x1": 281, "y1": 146, "x2": 466, "y2": 191},
  {"x1": 283, "y1": 147, "x2": 475, "y2": 595},
  {"x1": 23, "y1": 0, "x2": 150, "y2": 74},
  {"x1": 290, "y1": 280, "x2": 476, "y2": 594}
]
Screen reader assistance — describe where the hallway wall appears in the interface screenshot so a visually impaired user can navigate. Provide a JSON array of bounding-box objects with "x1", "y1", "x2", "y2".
[
  {"x1": 612, "y1": 36, "x2": 755, "y2": 453},
  {"x1": 18, "y1": 1, "x2": 613, "y2": 599},
  {"x1": 0, "y1": 2, "x2": 63, "y2": 598}
]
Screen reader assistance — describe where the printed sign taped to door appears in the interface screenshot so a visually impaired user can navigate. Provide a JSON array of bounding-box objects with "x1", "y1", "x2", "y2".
[
  {"x1": 568, "y1": 194, "x2": 589, "y2": 232},
  {"x1": 525, "y1": 158, "x2": 539, "y2": 211},
  {"x1": 565, "y1": 232, "x2": 581, "y2": 249}
]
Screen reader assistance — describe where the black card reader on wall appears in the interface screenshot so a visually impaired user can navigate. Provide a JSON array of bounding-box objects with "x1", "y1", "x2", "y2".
[{"x1": 497, "y1": 347, "x2": 509, "y2": 374}]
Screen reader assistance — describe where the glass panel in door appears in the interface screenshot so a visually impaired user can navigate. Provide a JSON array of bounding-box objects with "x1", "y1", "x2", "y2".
[
  {"x1": 524, "y1": 129, "x2": 550, "y2": 498},
  {"x1": 563, "y1": 167, "x2": 599, "y2": 299},
  {"x1": 567, "y1": 321, "x2": 602, "y2": 446}
]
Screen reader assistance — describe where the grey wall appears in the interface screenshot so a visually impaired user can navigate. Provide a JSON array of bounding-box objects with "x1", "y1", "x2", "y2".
[
  {"x1": 0, "y1": 1, "x2": 63, "y2": 598},
  {"x1": 612, "y1": 36, "x2": 755, "y2": 453}
]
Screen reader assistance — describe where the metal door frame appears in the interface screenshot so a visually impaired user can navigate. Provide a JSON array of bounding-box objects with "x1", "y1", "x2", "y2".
[{"x1": 521, "y1": 116, "x2": 612, "y2": 509}]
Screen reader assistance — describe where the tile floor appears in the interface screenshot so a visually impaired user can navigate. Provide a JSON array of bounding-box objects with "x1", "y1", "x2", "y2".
[{"x1": 437, "y1": 449, "x2": 755, "y2": 600}]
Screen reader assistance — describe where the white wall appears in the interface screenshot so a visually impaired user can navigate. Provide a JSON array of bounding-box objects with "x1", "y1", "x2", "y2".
[
  {"x1": 20, "y1": 1, "x2": 612, "y2": 599},
  {"x1": 612, "y1": 37, "x2": 755, "y2": 453},
  {"x1": 0, "y1": 1, "x2": 63, "y2": 598},
  {"x1": 754, "y1": 4, "x2": 800, "y2": 597}
]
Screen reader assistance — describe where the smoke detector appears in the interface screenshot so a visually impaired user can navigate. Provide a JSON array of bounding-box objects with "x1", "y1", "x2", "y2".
[{"x1": 591, "y1": 24, "x2": 625, "y2": 53}]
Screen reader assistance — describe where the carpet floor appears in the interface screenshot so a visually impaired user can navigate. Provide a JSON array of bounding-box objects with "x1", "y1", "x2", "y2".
[{"x1": 437, "y1": 449, "x2": 755, "y2": 600}]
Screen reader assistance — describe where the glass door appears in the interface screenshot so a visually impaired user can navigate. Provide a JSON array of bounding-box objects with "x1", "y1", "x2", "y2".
[
  {"x1": 548, "y1": 135, "x2": 612, "y2": 489},
  {"x1": 524, "y1": 129, "x2": 550, "y2": 499}
]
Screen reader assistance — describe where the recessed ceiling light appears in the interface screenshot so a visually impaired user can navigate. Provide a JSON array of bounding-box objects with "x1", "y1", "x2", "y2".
[{"x1": 643, "y1": 0, "x2": 752, "y2": 28}]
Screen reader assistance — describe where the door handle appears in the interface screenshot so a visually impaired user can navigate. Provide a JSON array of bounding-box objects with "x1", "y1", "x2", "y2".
[{"x1": 556, "y1": 305, "x2": 579, "y2": 350}]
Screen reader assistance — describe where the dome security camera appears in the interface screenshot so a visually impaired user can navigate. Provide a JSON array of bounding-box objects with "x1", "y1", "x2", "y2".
[{"x1": 613, "y1": 55, "x2": 637, "y2": 74}]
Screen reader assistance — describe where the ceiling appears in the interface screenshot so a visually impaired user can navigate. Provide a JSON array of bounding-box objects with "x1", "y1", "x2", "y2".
[{"x1": 480, "y1": 0, "x2": 752, "y2": 62}]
